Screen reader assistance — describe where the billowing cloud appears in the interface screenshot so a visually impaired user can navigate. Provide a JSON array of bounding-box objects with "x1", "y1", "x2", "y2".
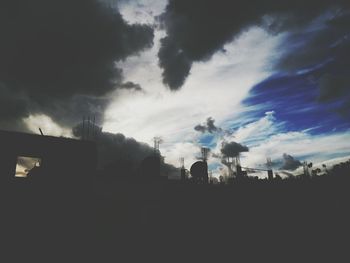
[
  {"x1": 194, "y1": 117, "x2": 222, "y2": 134},
  {"x1": 276, "y1": 11, "x2": 350, "y2": 72},
  {"x1": 221, "y1": 141, "x2": 249, "y2": 158},
  {"x1": 318, "y1": 74, "x2": 350, "y2": 102},
  {"x1": 0, "y1": 83, "x2": 28, "y2": 121},
  {"x1": 0, "y1": 0, "x2": 154, "y2": 130},
  {"x1": 274, "y1": 10, "x2": 350, "y2": 115},
  {"x1": 72, "y1": 122, "x2": 179, "y2": 178},
  {"x1": 105, "y1": 25, "x2": 283, "y2": 144},
  {"x1": 24, "y1": 114, "x2": 73, "y2": 137},
  {"x1": 233, "y1": 112, "x2": 350, "y2": 172},
  {"x1": 158, "y1": 0, "x2": 349, "y2": 90},
  {"x1": 318, "y1": 74, "x2": 350, "y2": 115},
  {"x1": 280, "y1": 153, "x2": 302, "y2": 170},
  {"x1": 119, "y1": 81, "x2": 143, "y2": 92}
]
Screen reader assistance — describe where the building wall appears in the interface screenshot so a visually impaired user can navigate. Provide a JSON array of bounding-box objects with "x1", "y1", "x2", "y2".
[{"x1": 0, "y1": 130, "x2": 97, "y2": 185}]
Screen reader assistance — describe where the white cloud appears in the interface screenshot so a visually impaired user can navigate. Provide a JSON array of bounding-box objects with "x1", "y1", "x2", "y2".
[
  {"x1": 104, "y1": 26, "x2": 285, "y2": 169},
  {"x1": 162, "y1": 142, "x2": 202, "y2": 169},
  {"x1": 17, "y1": 2, "x2": 349, "y2": 177},
  {"x1": 116, "y1": 0, "x2": 166, "y2": 25},
  {"x1": 235, "y1": 115, "x2": 350, "y2": 173},
  {"x1": 23, "y1": 114, "x2": 73, "y2": 138},
  {"x1": 226, "y1": 111, "x2": 282, "y2": 145},
  {"x1": 202, "y1": 111, "x2": 350, "y2": 178}
]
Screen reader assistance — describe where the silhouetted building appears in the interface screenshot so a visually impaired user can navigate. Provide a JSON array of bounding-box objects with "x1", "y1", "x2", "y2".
[
  {"x1": 0, "y1": 130, "x2": 97, "y2": 188},
  {"x1": 0, "y1": 130, "x2": 98, "y2": 253},
  {"x1": 139, "y1": 154, "x2": 161, "y2": 181}
]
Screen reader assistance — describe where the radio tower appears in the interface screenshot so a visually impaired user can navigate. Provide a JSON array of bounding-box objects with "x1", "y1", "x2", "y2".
[
  {"x1": 180, "y1": 157, "x2": 186, "y2": 181},
  {"x1": 153, "y1": 137, "x2": 162, "y2": 155},
  {"x1": 201, "y1": 147, "x2": 209, "y2": 162},
  {"x1": 266, "y1": 157, "x2": 273, "y2": 180},
  {"x1": 180, "y1": 157, "x2": 185, "y2": 168},
  {"x1": 225, "y1": 157, "x2": 234, "y2": 177}
]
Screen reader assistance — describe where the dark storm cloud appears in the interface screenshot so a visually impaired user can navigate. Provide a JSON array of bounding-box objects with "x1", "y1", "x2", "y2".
[
  {"x1": 158, "y1": 37, "x2": 192, "y2": 89},
  {"x1": 0, "y1": 83, "x2": 28, "y2": 121},
  {"x1": 72, "y1": 122, "x2": 179, "y2": 178},
  {"x1": 221, "y1": 141, "x2": 249, "y2": 158},
  {"x1": 276, "y1": 12, "x2": 350, "y2": 72},
  {"x1": 73, "y1": 123, "x2": 153, "y2": 169},
  {"x1": 39, "y1": 95, "x2": 110, "y2": 127},
  {"x1": 318, "y1": 74, "x2": 350, "y2": 102},
  {"x1": 158, "y1": 0, "x2": 350, "y2": 90},
  {"x1": 0, "y1": 0, "x2": 154, "y2": 130},
  {"x1": 0, "y1": 82, "x2": 34, "y2": 131},
  {"x1": 194, "y1": 125, "x2": 206, "y2": 133},
  {"x1": 280, "y1": 153, "x2": 302, "y2": 171},
  {"x1": 119, "y1": 81, "x2": 143, "y2": 92},
  {"x1": 194, "y1": 117, "x2": 222, "y2": 134},
  {"x1": 276, "y1": 10, "x2": 350, "y2": 114},
  {"x1": 318, "y1": 74, "x2": 350, "y2": 116}
]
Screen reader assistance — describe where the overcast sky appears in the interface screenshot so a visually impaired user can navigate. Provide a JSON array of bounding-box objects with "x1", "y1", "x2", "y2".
[{"x1": 1, "y1": 0, "x2": 350, "y2": 177}]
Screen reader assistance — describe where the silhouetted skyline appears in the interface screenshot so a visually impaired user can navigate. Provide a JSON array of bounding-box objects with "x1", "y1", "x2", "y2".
[
  {"x1": 1, "y1": 2, "x2": 350, "y2": 260},
  {"x1": 0, "y1": 0, "x2": 349, "y2": 179}
]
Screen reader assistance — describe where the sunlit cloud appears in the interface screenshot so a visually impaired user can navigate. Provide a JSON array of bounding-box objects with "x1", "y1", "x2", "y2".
[
  {"x1": 17, "y1": 1, "x2": 350, "y2": 177},
  {"x1": 24, "y1": 114, "x2": 73, "y2": 137},
  {"x1": 104, "y1": 26, "x2": 285, "y2": 169},
  {"x1": 232, "y1": 112, "x2": 350, "y2": 172}
]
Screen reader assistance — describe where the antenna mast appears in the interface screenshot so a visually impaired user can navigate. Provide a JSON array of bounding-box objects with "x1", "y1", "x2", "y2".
[
  {"x1": 180, "y1": 157, "x2": 187, "y2": 181},
  {"x1": 180, "y1": 157, "x2": 185, "y2": 169},
  {"x1": 266, "y1": 157, "x2": 272, "y2": 169},
  {"x1": 235, "y1": 153, "x2": 241, "y2": 166},
  {"x1": 82, "y1": 116, "x2": 86, "y2": 140},
  {"x1": 266, "y1": 157, "x2": 273, "y2": 180},
  {"x1": 87, "y1": 116, "x2": 90, "y2": 140},
  {"x1": 153, "y1": 137, "x2": 162, "y2": 155},
  {"x1": 201, "y1": 147, "x2": 209, "y2": 162},
  {"x1": 226, "y1": 156, "x2": 234, "y2": 177}
]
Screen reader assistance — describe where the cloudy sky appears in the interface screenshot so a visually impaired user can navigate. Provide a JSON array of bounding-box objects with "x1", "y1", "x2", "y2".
[{"x1": 1, "y1": 0, "x2": 350, "y2": 177}]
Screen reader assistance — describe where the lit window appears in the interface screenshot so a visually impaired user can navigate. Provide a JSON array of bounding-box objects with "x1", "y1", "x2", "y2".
[{"x1": 15, "y1": 156, "x2": 42, "y2": 178}]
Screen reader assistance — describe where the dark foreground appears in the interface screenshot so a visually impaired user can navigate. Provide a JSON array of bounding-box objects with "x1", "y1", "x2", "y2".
[{"x1": 2, "y1": 173, "x2": 350, "y2": 261}]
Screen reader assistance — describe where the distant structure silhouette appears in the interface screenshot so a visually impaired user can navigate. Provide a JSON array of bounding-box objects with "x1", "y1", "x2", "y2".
[
  {"x1": 180, "y1": 157, "x2": 187, "y2": 181},
  {"x1": 138, "y1": 137, "x2": 163, "y2": 181},
  {"x1": 81, "y1": 115, "x2": 99, "y2": 141},
  {"x1": 201, "y1": 147, "x2": 209, "y2": 162},
  {"x1": 190, "y1": 161, "x2": 208, "y2": 184},
  {"x1": 190, "y1": 147, "x2": 209, "y2": 184},
  {"x1": 266, "y1": 157, "x2": 274, "y2": 180},
  {"x1": 234, "y1": 153, "x2": 245, "y2": 179},
  {"x1": 139, "y1": 155, "x2": 161, "y2": 181},
  {"x1": 153, "y1": 136, "x2": 162, "y2": 155},
  {"x1": 223, "y1": 153, "x2": 246, "y2": 180}
]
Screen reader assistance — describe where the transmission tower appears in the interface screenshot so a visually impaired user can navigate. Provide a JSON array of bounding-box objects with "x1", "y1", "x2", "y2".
[
  {"x1": 153, "y1": 137, "x2": 162, "y2": 155},
  {"x1": 201, "y1": 147, "x2": 209, "y2": 162}
]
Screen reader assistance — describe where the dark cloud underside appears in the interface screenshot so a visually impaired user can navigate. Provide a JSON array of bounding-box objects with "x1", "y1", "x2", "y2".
[
  {"x1": 276, "y1": 11, "x2": 350, "y2": 115},
  {"x1": 158, "y1": 0, "x2": 350, "y2": 90},
  {"x1": 73, "y1": 122, "x2": 179, "y2": 178},
  {"x1": 0, "y1": 0, "x2": 154, "y2": 130},
  {"x1": 119, "y1": 81, "x2": 143, "y2": 92},
  {"x1": 221, "y1": 141, "x2": 249, "y2": 158},
  {"x1": 280, "y1": 153, "x2": 302, "y2": 170},
  {"x1": 194, "y1": 117, "x2": 222, "y2": 134}
]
